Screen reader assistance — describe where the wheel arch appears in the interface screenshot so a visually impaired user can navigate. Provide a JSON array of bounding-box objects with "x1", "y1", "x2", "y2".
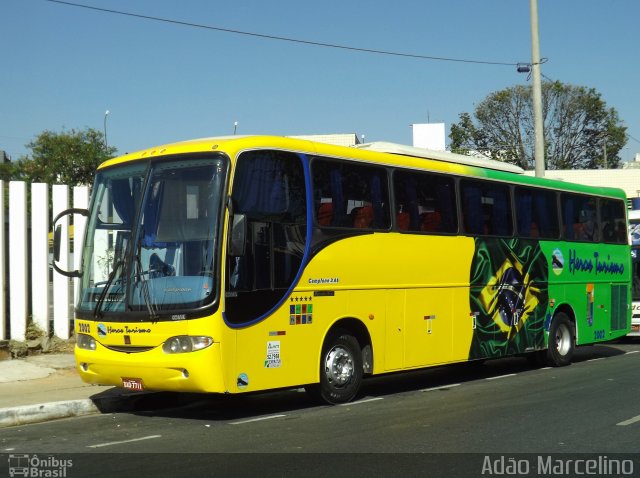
[
  {"x1": 325, "y1": 317, "x2": 374, "y2": 375},
  {"x1": 549, "y1": 303, "x2": 577, "y2": 343},
  {"x1": 545, "y1": 305, "x2": 577, "y2": 367}
]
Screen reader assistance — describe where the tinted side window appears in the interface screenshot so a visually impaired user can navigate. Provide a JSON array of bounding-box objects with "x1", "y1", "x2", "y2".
[
  {"x1": 460, "y1": 179, "x2": 512, "y2": 236},
  {"x1": 561, "y1": 193, "x2": 597, "y2": 241},
  {"x1": 515, "y1": 187, "x2": 559, "y2": 239},
  {"x1": 393, "y1": 170, "x2": 457, "y2": 233},
  {"x1": 312, "y1": 158, "x2": 390, "y2": 230},
  {"x1": 226, "y1": 150, "x2": 307, "y2": 324},
  {"x1": 599, "y1": 198, "x2": 627, "y2": 244}
]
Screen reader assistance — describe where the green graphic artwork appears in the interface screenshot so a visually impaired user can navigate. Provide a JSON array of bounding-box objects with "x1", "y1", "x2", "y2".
[{"x1": 469, "y1": 238, "x2": 548, "y2": 359}]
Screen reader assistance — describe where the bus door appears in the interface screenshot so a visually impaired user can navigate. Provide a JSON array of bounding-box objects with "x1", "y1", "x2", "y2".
[{"x1": 225, "y1": 150, "x2": 308, "y2": 388}]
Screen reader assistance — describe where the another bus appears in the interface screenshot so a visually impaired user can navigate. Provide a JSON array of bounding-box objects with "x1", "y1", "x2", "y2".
[
  {"x1": 53, "y1": 136, "x2": 631, "y2": 404},
  {"x1": 629, "y1": 207, "x2": 640, "y2": 336}
]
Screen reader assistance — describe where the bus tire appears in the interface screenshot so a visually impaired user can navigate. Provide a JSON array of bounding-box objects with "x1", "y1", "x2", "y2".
[
  {"x1": 312, "y1": 329, "x2": 363, "y2": 405},
  {"x1": 546, "y1": 313, "x2": 575, "y2": 367}
]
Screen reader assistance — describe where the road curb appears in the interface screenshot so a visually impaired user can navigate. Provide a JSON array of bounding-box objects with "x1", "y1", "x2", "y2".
[
  {"x1": 0, "y1": 393, "x2": 139, "y2": 428},
  {"x1": 0, "y1": 399, "x2": 99, "y2": 428}
]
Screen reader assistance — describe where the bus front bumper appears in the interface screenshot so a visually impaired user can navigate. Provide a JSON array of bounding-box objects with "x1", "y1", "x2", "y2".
[{"x1": 75, "y1": 342, "x2": 227, "y2": 393}]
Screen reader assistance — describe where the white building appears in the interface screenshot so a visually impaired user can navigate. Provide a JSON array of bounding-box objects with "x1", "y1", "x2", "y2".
[
  {"x1": 525, "y1": 154, "x2": 640, "y2": 201},
  {"x1": 412, "y1": 123, "x2": 446, "y2": 151}
]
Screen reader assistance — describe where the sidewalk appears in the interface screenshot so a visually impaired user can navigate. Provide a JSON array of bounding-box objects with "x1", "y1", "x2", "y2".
[{"x1": 0, "y1": 354, "x2": 134, "y2": 428}]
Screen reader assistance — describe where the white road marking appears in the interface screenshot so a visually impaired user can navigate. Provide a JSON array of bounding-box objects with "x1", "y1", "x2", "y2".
[
  {"x1": 486, "y1": 373, "x2": 517, "y2": 380},
  {"x1": 338, "y1": 397, "x2": 384, "y2": 406},
  {"x1": 617, "y1": 414, "x2": 640, "y2": 426},
  {"x1": 626, "y1": 350, "x2": 640, "y2": 355},
  {"x1": 87, "y1": 435, "x2": 162, "y2": 448},
  {"x1": 420, "y1": 383, "x2": 461, "y2": 392},
  {"x1": 586, "y1": 358, "x2": 605, "y2": 362},
  {"x1": 230, "y1": 414, "x2": 286, "y2": 425}
]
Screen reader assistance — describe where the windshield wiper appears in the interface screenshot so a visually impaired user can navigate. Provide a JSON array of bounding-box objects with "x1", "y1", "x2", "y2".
[
  {"x1": 134, "y1": 243, "x2": 159, "y2": 320},
  {"x1": 132, "y1": 235, "x2": 159, "y2": 320},
  {"x1": 93, "y1": 259, "x2": 124, "y2": 319}
]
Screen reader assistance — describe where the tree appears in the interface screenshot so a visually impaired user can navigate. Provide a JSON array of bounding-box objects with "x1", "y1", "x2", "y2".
[
  {"x1": 0, "y1": 162, "x2": 15, "y2": 182},
  {"x1": 449, "y1": 81, "x2": 627, "y2": 170},
  {"x1": 14, "y1": 128, "x2": 117, "y2": 185}
]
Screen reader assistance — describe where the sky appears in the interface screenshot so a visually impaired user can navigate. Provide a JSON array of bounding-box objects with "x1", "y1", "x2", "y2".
[{"x1": 2, "y1": 0, "x2": 640, "y2": 163}]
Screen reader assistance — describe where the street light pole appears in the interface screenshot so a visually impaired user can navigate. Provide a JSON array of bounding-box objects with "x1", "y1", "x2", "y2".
[
  {"x1": 104, "y1": 110, "x2": 110, "y2": 148},
  {"x1": 530, "y1": 0, "x2": 545, "y2": 177}
]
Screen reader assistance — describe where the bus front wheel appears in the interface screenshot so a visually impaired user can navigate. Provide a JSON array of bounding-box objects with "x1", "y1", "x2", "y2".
[
  {"x1": 546, "y1": 313, "x2": 575, "y2": 367},
  {"x1": 309, "y1": 329, "x2": 363, "y2": 405}
]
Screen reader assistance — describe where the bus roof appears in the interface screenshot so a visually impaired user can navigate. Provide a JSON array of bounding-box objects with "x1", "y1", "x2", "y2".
[
  {"x1": 355, "y1": 142, "x2": 525, "y2": 174},
  {"x1": 99, "y1": 135, "x2": 627, "y2": 200}
]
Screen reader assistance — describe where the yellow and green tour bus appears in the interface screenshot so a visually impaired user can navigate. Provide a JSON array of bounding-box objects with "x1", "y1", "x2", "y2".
[{"x1": 53, "y1": 136, "x2": 631, "y2": 404}]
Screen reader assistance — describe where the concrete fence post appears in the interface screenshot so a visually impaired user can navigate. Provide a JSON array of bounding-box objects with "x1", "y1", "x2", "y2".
[
  {"x1": 73, "y1": 186, "x2": 90, "y2": 306},
  {"x1": 0, "y1": 181, "x2": 5, "y2": 340},
  {"x1": 31, "y1": 183, "x2": 50, "y2": 334},
  {"x1": 9, "y1": 181, "x2": 28, "y2": 341},
  {"x1": 52, "y1": 184, "x2": 70, "y2": 339}
]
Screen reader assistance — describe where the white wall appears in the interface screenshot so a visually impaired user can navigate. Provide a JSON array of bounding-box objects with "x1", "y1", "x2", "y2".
[
  {"x1": 1, "y1": 182, "x2": 90, "y2": 342},
  {"x1": 524, "y1": 169, "x2": 640, "y2": 200}
]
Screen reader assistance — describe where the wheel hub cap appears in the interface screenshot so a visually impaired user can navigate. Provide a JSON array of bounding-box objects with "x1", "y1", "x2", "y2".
[
  {"x1": 325, "y1": 346, "x2": 354, "y2": 387},
  {"x1": 555, "y1": 323, "x2": 571, "y2": 356}
]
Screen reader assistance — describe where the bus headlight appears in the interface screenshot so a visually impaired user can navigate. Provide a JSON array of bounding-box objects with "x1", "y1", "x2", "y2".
[
  {"x1": 162, "y1": 336, "x2": 213, "y2": 354},
  {"x1": 77, "y1": 333, "x2": 96, "y2": 351}
]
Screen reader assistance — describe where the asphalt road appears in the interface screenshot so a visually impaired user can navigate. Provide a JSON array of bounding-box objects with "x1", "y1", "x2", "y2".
[{"x1": 2, "y1": 339, "x2": 640, "y2": 477}]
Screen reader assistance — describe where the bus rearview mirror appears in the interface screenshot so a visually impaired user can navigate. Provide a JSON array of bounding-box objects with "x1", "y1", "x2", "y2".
[
  {"x1": 229, "y1": 214, "x2": 247, "y2": 257},
  {"x1": 53, "y1": 225, "x2": 62, "y2": 262}
]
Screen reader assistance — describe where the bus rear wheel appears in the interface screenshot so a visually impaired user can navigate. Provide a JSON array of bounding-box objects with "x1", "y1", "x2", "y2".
[
  {"x1": 546, "y1": 313, "x2": 575, "y2": 367},
  {"x1": 308, "y1": 329, "x2": 363, "y2": 405}
]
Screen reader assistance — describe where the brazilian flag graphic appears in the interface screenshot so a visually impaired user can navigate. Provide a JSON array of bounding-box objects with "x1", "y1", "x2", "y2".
[{"x1": 469, "y1": 238, "x2": 548, "y2": 359}]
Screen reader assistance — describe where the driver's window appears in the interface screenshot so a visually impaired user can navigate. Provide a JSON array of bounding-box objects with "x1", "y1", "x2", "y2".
[{"x1": 226, "y1": 150, "x2": 307, "y2": 324}]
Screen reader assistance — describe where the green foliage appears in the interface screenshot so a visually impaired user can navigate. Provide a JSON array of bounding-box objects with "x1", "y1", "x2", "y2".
[
  {"x1": 449, "y1": 81, "x2": 627, "y2": 170},
  {"x1": 14, "y1": 128, "x2": 117, "y2": 185},
  {"x1": 0, "y1": 162, "x2": 15, "y2": 182}
]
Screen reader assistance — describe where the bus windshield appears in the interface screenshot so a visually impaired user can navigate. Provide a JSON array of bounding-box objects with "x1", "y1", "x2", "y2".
[{"x1": 78, "y1": 155, "x2": 227, "y2": 318}]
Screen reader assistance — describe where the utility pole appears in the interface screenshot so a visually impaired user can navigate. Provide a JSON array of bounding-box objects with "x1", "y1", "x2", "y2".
[
  {"x1": 530, "y1": 0, "x2": 545, "y2": 177},
  {"x1": 104, "y1": 110, "x2": 110, "y2": 148}
]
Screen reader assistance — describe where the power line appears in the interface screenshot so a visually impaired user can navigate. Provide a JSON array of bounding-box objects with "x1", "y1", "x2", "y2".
[{"x1": 46, "y1": 0, "x2": 521, "y2": 67}]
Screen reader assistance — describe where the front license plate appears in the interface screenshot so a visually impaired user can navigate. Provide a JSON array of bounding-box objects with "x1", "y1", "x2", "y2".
[{"x1": 122, "y1": 377, "x2": 144, "y2": 391}]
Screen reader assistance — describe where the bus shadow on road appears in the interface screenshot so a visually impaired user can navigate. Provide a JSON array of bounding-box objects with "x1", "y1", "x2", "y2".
[
  {"x1": 91, "y1": 385, "x2": 323, "y2": 422},
  {"x1": 572, "y1": 342, "x2": 629, "y2": 362},
  {"x1": 359, "y1": 357, "x2": 533, "y2": 400},
  {"x1": 89, "y1": 340, "x2": 634, "y2": 422},
  {"x1": 360, "y1": 341, "x2": 630, "y2": 399}
]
